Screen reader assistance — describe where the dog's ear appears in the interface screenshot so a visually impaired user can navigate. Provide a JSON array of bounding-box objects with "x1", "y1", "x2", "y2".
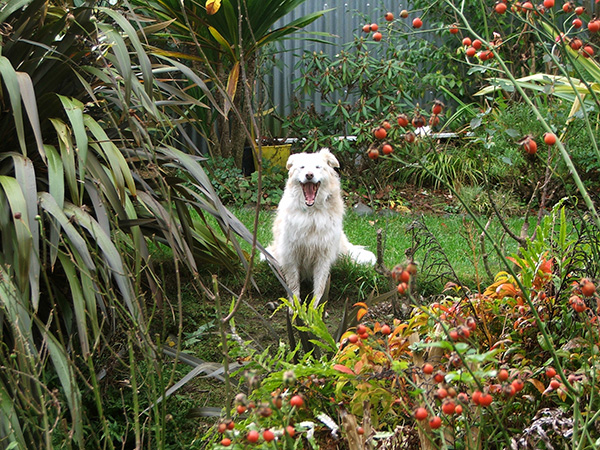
[
  {"x1": 319, "y1": 148, "x2": 339, "y2": 168},
  {"x1": 286, "y1": 154, "x2": 299, "y2": 170}
]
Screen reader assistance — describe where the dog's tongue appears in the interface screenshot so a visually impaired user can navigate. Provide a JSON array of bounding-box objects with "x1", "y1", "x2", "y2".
[{"x1": 303, "y1": 183, "x2": 317, "y2": 206}]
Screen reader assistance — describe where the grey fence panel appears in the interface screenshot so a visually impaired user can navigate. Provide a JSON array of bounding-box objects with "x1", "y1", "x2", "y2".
[{"x1": 262, "y1": 1, "x2": 410, "y2": 136}]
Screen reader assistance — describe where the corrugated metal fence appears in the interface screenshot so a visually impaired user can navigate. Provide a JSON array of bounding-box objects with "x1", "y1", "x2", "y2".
[{"x1": 263, "y1": 1, "x2": 410, "y2": 135}]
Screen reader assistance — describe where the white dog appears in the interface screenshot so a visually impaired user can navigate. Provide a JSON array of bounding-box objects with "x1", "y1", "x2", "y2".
[{"x1": 264, "y1": 148, "x2": 376, "y2": 305}]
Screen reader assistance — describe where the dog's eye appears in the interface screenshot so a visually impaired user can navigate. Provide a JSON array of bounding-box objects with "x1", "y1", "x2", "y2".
[
  {"x1": 316, "y1": 165, "x2": 321, "y2": 169},
  {"x1": 300, "y1": 166, "x2": 305, "y2": 169}
]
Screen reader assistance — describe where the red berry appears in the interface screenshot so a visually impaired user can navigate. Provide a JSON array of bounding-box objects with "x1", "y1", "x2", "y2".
[
  {"x1": 575, "y1": 5, "x2": 584, "y2": 14},
  {"x1": 455, "y1": 404, "x2": 463, "y2": 414},
  {"x1": 449, "y1": 329, "x2": 459, "y2": 341},
  {"x1": 397, "y1": 113, "x2": 409, "y2": 127},
  {"x1": 367, "y1": 149, "x2": 379, "y2": 160},
  {"x1": 381, "y1": 324, "x2": 391, "y2": 335},
  {"x1": 286, "y1": 425, "x2": 295, "y2": 437},
  {"x1": 373, "y1": 31, "x2": 382, "y2": 42},
  {"x1": 374, "y1": 127, "x2": 387, "y2": 140},
  {"x1": 263, "y1": 429, "x2": 275, "y2": 442},
  {"x1": 512, "y1": 379, "x2": 524, "y2": 392},
  {"x1": 362, "y1": 24, "x2": 371, "y2": 33},
  {"x1": 227, "y1": 420, "x2": 235, "y2": 430},
  {"x1": 399, "y1": 270, "x2": 411, "y2": 283},
  {"x1": 413, "y1": 17, "x2": 423, "y2": 28},
  {"x1": 357, "y1": 324, "x2": 367, "y2": 335},
  {"x1": 472, "y1": 390, "x2": 482, "y2": 405},
  {"x1": 583, "y1": 45, "x2": 594, "y2": 58},
  {"x1": 247, "y1": 430, "x2": 259, "y2": 442},
  {"x1": 573, "y1": 18, "x2": 583, "y2": 29},
  {"x1": 498, "y1": 369, "x2": 509, "y2": 382},
  {"x1": 442, "y1": 400, "x2": 456, "y2": 415},
  {"x1": 571, "y1": 38, "x2": 583, "y2": 50},
  {"x1": 429, "y1": 416, "x2": 442, "y2": 429},
  {"x1": 550, "y1": 379, "x2": 560, "y2": 390},
  {"x1": 236, "y1": 404, "x2": 247, "y2": 414},
  {"x1": 472, "y1": 39, "x2": 482, "y2": 50},
  {"x1": 543, "y1": 132, "x2": 557, "y2": 145},
  {"x1": 466, "y1": 317, "x2": 477, "y2": 331},
  {"x1": 495, "y1": 2, "x2": 507, "y2": 13},
  {"x1": 432, "y1": 101, "x2": 443, "y2": 115},
  {"x1": 348, "y1": 334, "x2": 358, "y2": 344},
  {"x1": 479, "y1": 393, "x2": 493, "y2": 407},
  {"x1": 522, "y1": 137, "x2": 538, "y2": 155},
  {"x1": 436, "y1": 388, "x2": 448, "y2": 399},
  {"x1": 423, "y1": 363, "x2": 434, "y2": 375},
  {"x1": 404, "y1": 131, "x2": 416, "y2": 143},
  {"x1": 382, "y1": 143, "x2": 393, "y2": 155},
  {"x1": 415, "y1": 407, "x2": 428, "y2": 421},
  {"x1": 218, "y1": 423, "x2": 228, "y2": 433},
  {"x1": 357, "y1": 426, "x2": 365, "y2": 435},
  {"x1": 563, "y1": 1, "x2": 573, "y2": 13},
  {"x1": 382, "y1": 120, "x2": 392, "y2": 130},
  {"x1": 449, "y1": 24, "x2": 459, "y2": 34},
  {"x1": 581, "y1": 281, "x2": 596, "y2": 297},
  {"x1": 221, "y1": 438, "x2": 232, "y2": 447},
  {"x1": 462, "y1": 37, "x2": 472, "y2": 47},
  {"x1": 290, "y1": 395, "x2": 304, "y2": 407},
  {"x1": 370, "y1": 23, "x2": 379, "y2": 32},
  {"x1": 589, "y1": 20, "x2": 600, "y2": 33},
  {"x1": 385, "y1": 12, "x2": 394, "y2": 21},
  {"x1": 397, "y1": 282, "x2": 408, "y2": 294},
  {"x1": 543, "y1": 0, "x2": 554, "y2": 7},
  {"x1": 545, "y1": 367, "x2": 557, "y2": 378},
  {"x1": 522, "y1": 1, "x2": 534, "y2": 9},
  {"x1": 434, "y1": 371, "x2": 445, "y2": 383},
  {"x1": 400, "y1": 9, "x2": 409, "y2": 18}
]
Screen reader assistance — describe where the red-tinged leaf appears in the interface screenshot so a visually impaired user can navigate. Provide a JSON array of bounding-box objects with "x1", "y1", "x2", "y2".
[
  {"x1": 357, "y1": 308, "x2": 367, "y2": 321},
  {"x1": 333, "y1": 364, "x2": 355, "y2": 375},
  {"x1": 539, "y1": 257, "x2": 553, "y2": 274},
  {"x1": 205, "y1": 0, "x2": 221, "y2": 15},
  {"x1": 223, "y1": 62, "x2": 239, "y2": 117},
  {"x1": 353, "y1": 302, "x2": 368, "y2": 309},
  {"x1": 528, "y1": 378, "x2": 546, "y2": 394},
  {"x1": 506, "y1": 256, "x2": 521, "y2": 268}
]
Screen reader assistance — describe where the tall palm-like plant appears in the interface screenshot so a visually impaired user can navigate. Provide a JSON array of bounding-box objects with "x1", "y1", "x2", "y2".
[
  {"x1": 132, "y1": 0, "x2": 327, "y2": 167},
  {"x1": 0, "y1": 1, "x2": 278, "y2": 447}
]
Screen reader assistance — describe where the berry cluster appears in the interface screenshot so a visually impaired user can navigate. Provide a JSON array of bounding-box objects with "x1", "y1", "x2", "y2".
[{"x1": 367, "y1": 102, "x2": 445, "y2": 160}]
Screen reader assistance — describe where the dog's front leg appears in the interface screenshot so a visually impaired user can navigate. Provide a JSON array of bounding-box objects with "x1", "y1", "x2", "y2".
[
  {"x1": 282, "y1": 265, "x2": 301, "y2": 302},
  {"x1": 312, "y1": 261, "x2": 333, "y2": 307}
]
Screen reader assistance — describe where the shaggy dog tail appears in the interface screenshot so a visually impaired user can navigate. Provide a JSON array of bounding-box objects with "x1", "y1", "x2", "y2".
[{"x1": 339, "y1": 234, "x2": 377, "y2": 265}]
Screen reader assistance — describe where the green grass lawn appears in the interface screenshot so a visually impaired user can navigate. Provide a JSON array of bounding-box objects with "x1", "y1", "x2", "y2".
[{"x1": 225, "y1": 207, "x2": 531, "y2": 295}]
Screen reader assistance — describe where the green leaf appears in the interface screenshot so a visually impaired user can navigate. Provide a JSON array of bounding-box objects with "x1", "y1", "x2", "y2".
[
  {"x1": 43, "y1": 328, "x2": 83, "y2": 445},
  {"x1": 45, "y1": 145, "x2": 64, "y2": 267},
  {"x1": 0, "y1": 56, "x2": 26, "y2": 154},
  {"x1": 13, "y1": 155, "x2": 40, "y2": 311},
  {"x1": 0, "y1": 176, "x2": 32, "y2": 296},
  {"x1": 58, "y1": 96, "x2": 89, "y2": 184},
  {"x1": 63, "y1": 203, "x2": 138, "y2": 322},
  {"x1": 100, "y1": 7, "x2": 154, "y2": 98},
  {"x1": 57, "y1": 253, "x2": 90, "y2": 357}
]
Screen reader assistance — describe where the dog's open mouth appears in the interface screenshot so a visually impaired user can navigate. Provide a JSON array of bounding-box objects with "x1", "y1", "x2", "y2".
[{"x1": 302, "y1": 182, "x2": 320, "y2": 206}]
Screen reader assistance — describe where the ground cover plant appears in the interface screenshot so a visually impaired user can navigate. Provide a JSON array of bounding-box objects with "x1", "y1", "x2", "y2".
[{"x1": 202, "y1": 1, "x2": 600, "y2": 449}]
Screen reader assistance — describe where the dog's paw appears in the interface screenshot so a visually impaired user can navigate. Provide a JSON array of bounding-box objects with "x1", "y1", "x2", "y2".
[{"x1": 347, "y1": 246, "x2": 377, "y2": 265}]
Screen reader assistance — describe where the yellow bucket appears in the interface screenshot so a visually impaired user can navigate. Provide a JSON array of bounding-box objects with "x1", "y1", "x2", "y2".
[{"x1": 253, "y1": 144, "x2": 291, "y2": 172}]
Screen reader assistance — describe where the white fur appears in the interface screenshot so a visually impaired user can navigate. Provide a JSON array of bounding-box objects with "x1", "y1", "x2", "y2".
[{"x1": 264, "y1": 148, "x2": 376, "y2": 304}]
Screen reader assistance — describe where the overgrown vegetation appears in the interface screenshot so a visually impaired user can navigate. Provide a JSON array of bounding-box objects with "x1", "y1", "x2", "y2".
[{"x1": 2, "y1": 0, "x2": 600, "y2": 449}]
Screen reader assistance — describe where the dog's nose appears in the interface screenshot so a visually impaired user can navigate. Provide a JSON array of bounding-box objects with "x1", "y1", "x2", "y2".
[{"x1": 305, "y1": 172, "x2": 314, "y2": 180}]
